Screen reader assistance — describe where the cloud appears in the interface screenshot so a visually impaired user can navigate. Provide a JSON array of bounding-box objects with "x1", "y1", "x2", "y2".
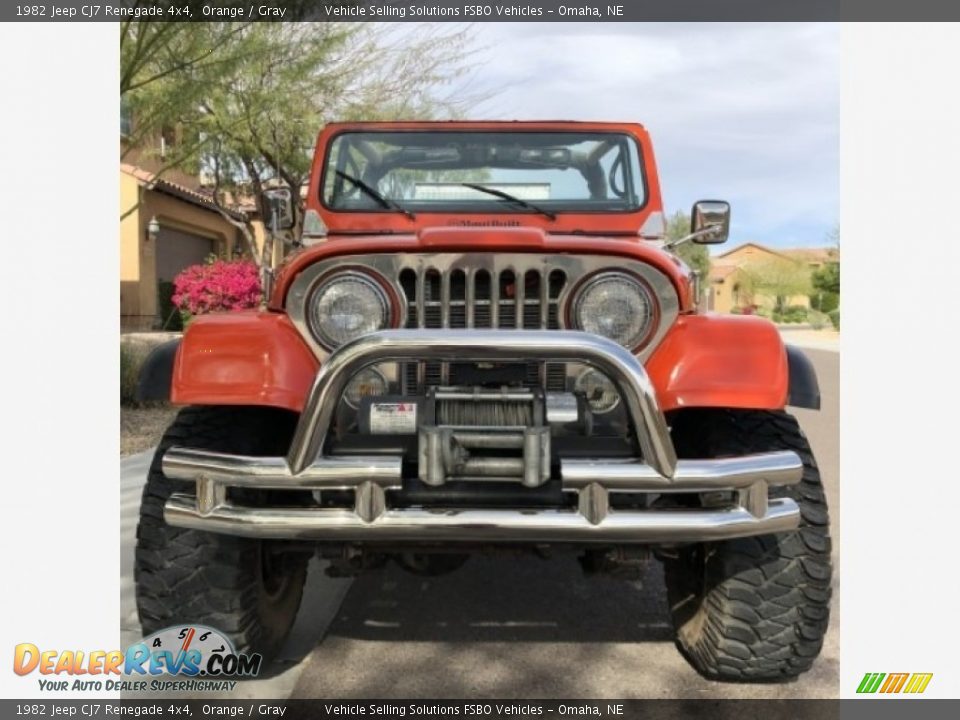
[{"x1": 461, "y1": 22, "x2": 839, "y2": 248}]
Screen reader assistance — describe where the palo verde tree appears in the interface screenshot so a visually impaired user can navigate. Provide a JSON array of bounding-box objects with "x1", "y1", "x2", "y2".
[
  {"x1": 810, "y1": 224, "x2": 840, "y2": 312},
  {"x1": 743, "y1": 256, "x2": 812, "y2": 315},
  {"x1": 120, "y1": 22, "x2": 258, "y2": 170},
  {"x1": 121, "y1": 22, "x2": 482, "y2": 266}
]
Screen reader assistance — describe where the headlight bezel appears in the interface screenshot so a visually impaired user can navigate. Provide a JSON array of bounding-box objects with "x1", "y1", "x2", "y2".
[
  {"x1": 566, "y1": 270, "x2": 660, "y2": 351},
  {"x1": 306, "y1": 268, "x2": 398, "y2": 351}
]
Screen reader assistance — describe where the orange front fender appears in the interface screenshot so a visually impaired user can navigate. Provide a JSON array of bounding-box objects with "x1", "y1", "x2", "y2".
[
  {"x1": 171, "y1": 311, "x2": 318, "y2": 412},
  {"x1": 646, "y1": 313, "x2": 788, "y2": 412},
  {"x1": 170, "y1": 311, "x2": 787, "y2": 415}
]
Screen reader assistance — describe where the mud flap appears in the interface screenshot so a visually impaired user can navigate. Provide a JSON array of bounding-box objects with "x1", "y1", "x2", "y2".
[
  {"x1": 135, "y1": 339, "x2": 181, "y2": 403},
  {"x1": 785, "y1": 345, "x2": 820, "y2": 410}
]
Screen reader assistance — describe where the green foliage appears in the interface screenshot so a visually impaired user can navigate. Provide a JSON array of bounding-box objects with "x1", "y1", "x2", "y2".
[
  {"x1": 121, "y1": 22, "x2": 482, "y2": 242},
  {"x1": 742, "y1": 257, "x2": 812, "y2": 314},
  {"x1": 828, "y1": 309, "x2": 840, "y2": 330},
  {"x1": 810, "y1": 225, "x2": 840, "y2": 314},
  {"x1": 809, "y1": 289, "x2": 839, "y2": 313},
  {"x1": 775, "y1": 305, "x2": 809, "y2": 324},
  {"x1": 120, "y1": 23, "x2": 260, "y2": 160},
  {"x1": 665, "y1": 210, "x2": 711, "y2": 298},
  {"x1": 812, "y1": 261, "x2": 840, "y2": 296},
  {"x1": 120, "y1": 344, "x2": 146, "y2": 407},
  {"x1": 674, "y1": 240, "x2": 712, "y2": 280}
]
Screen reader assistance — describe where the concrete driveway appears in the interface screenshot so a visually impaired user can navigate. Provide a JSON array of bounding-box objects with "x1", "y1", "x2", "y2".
[{"x1": 120, "y1": 348, "x2": 838, "y2": 699}]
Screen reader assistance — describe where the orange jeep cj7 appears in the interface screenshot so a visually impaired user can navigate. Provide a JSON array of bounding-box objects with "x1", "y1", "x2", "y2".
[{"x1": 135, "y1": 121, "x2": 830, "y2": 681}]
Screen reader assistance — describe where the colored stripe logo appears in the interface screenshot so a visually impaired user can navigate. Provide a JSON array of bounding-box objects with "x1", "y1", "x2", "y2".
[{"x1": 857, "y1": 672, "x2": 933, "y2": 694}]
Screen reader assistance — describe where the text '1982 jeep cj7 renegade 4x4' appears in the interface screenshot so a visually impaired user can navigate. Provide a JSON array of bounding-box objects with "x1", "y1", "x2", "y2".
[{"x1": 135, "y1": 121, "x2": 830, "y2": 681}]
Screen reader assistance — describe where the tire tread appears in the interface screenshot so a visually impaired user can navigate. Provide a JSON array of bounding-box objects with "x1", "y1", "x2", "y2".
[
  {"x1": 664, "y1": 409, "x2": 832, "y2": 681},
  {"x1": 134, "y1": 406, "x2": 305, "y2": 658}
]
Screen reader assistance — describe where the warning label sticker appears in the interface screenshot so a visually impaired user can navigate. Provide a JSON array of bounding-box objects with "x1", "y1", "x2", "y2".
[{"x1": 369, "y1": 402, "x2": 418, "y2": 434}]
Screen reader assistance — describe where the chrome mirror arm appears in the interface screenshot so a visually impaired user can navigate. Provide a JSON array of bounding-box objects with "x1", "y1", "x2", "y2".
[{"x1": 663, "y1": 224, "x2": 721, "y2": 251}]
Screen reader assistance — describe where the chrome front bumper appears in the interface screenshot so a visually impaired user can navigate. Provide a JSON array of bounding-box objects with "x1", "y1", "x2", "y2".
[{"x1": 163, "y1": 330, "x2": 802, "y2": 543}]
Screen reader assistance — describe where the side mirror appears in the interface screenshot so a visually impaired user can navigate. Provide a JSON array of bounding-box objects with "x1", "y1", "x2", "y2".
[
  {"x1": 691, "y1": 200, "x2": 730, "y2": 244},
  {"x1": 263, "y1": 187, "x2": 295, "y2": 231}
]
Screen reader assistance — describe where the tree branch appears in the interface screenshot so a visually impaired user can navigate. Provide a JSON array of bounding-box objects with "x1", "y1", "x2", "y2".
[{"x1": 209, "y1": 151, "x2": 258, "y2": 265}]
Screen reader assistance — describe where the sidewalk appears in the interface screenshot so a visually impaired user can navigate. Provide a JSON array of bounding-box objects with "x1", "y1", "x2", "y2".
[{"x1": 779, "y1": 327, "x2": 840, "y2": 352}]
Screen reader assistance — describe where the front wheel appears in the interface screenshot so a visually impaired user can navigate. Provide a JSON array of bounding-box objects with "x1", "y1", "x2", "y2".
[
  {"x1": 663, "y1": 410, "x2": 832, "y2": 681},
  {"x1": 135, "y1": 406, "x2": 308, "y2": 660}
]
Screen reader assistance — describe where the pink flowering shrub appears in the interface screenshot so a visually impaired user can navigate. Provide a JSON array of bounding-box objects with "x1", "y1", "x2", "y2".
[{"x1": 172, "y1": 260, "x2": 261, "y2": 316}]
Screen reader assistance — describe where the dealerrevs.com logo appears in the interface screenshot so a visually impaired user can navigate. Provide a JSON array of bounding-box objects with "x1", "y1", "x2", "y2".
[
  {"x1": 857, "y1": 672, "x2": 934, "y2": 694},
  {"x1": 13, "y1": 625, "x2": 261, "y2": 692}
]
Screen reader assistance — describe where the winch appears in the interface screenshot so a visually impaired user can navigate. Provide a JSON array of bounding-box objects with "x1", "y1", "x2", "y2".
[{"x1": 357, "y1": 386, "x2": 589, "y2": 487}]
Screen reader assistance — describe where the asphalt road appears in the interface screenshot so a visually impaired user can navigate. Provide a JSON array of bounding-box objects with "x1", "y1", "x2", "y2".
[{"x1": 120, "y1": 346, "x2": 838, "y2": 699}]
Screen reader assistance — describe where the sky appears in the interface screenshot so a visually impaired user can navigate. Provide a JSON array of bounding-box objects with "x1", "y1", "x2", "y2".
[{"x1": 457, "y1": 23, "x2": 839, "y2": 250}]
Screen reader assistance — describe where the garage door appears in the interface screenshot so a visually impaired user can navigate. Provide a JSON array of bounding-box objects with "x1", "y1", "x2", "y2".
[{"x1": 155, "y1": 227, "x2": 215, "y2": 283}]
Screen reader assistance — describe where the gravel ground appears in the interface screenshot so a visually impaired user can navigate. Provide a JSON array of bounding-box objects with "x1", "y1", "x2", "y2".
[{"x1": 120, "y1": 405, "x2": 178, "y2": 456}]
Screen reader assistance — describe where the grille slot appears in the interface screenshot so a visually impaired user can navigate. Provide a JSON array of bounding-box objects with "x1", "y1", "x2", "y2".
[{"x1": 399, "y1": 262, "x2": 568, "y2": 394}]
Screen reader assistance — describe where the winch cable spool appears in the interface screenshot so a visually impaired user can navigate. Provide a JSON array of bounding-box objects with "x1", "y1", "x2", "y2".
[{"x1": 435, "y1": 398, "x2": 535, "y2": 427}]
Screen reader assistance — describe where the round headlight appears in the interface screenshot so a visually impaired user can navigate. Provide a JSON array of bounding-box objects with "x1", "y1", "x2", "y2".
[
  {"x1": 308, "y1": 272, "x2": 390, "y2": 349},
  {"x1": 571, "y1": 272, "x2": 656, "y2": 349}
]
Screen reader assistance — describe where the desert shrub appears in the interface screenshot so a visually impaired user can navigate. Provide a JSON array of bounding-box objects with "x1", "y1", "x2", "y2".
[
  {"x1": 775, "y1": 305, "x2": 809, "y2": 324},
  {"x1": 120, "y1": 343, "x2": 146, "y2": 407},
  {"x1": 172, "y1": 260, "x2": 261, "y2": 316},
  {"x1": 808, "y1": 310, "x2": 830, "y2": 330},
  {"x1": 828, "y1": 309, "x2": 840, "y2": 330}
]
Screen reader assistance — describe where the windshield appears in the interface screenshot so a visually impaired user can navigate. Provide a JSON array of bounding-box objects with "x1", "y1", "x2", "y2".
[{"x1": 322, "y1": 131, "x2": 646, "y2": 214}]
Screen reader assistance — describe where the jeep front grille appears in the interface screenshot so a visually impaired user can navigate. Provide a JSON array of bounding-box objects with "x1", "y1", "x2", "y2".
[
  {"x1": 398, "y1": 265, "x2": 567, "y2": 331},
  {"x1": 397, "y1": 262, "x2": 569, "y2": 394}
]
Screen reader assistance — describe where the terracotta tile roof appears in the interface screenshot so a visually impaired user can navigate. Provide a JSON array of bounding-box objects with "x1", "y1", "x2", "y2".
[{"x1": 120, "y1": 163, "x2": 246, "y2": 221}]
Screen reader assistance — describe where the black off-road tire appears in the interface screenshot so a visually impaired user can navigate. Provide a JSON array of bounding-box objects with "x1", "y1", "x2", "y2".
[
  {"x1": 662, "y1": 409, "x2": 832, "y2": 681},
  {"x1": 135, "y1": 406, "x2": 308, "y2": 660}
]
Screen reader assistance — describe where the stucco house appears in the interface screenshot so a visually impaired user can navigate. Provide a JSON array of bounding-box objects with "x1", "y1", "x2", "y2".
[
  {"x1": 707, "y1": 242, "x2": 839, "y2": 314},
  {"x1": 119, "y1": 164, "x2": 249, "y2": 331},
  {"x1": 119, "y1": 108, "x2": 281, "y2": 331}
]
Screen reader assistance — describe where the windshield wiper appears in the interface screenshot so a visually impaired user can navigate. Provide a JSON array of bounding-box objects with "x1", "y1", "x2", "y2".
[
  {"x1": 460, "y1": 183, "x2": 557, "y2": 221},
  {"x1": 335, "y1": 170, "x2": 416, "y2": 220}
]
